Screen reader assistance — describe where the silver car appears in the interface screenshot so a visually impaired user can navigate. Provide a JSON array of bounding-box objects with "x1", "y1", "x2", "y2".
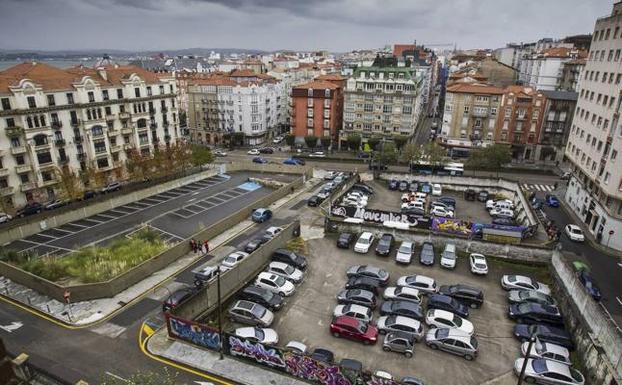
[
  {"x1": 521, "y1": 339, "x2": 571, "y2": 366},
  {"x1": 376, "y1": 315, "x2": 424, "y2": 341},
  {"x1": 228, "y1": 300, "x2": 274, "y2": 327},
  {"x1": 425, "y1": 328, "x2": 478, "y2": 360},
  {"x1": 513, "y1": 358, "x2": 585, "y2": 385},
  {"x1": 382, "y1": 331, "x2": 415, "y2": 358}
]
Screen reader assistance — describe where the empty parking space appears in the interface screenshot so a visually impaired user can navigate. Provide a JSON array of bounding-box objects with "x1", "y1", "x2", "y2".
[{"x1": 57, "y1": 223, "x2": 87, "y2": 233}]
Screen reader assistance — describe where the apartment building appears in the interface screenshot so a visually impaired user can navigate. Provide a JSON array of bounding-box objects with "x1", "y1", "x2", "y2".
[
  {"x1": 564, "y1": 2, "x2": 622, "y2": 251},
  {"x1": 440, "y1": 82, "x2": 503, "y2": 156},
  {"x1": 290, "y1": 76, "x2": 345, "y2": 144},
  {"x1": 519, "y1": 47, "x2": 586, "y2": 91},
  {"x1": 340, "y1": 56, "x2": 424, "y2": 148},
  {"x1": 539, "y1": 90, "x2": 578, "y2": 162},
  {"x1": 0, "y1": 62, "x2": 179, "y2": 207},
  {"x1": 186, "y1": 69, "x2": 284, "y2": 146},
  {"x1": 558, "y1": 58, "x2": 586, "y2": 92},
  {"x1": 493, "y1": 86, "x2": 546, "y2": 161}
]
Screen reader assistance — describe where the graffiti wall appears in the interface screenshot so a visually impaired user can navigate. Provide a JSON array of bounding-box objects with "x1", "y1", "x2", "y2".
[
  {"x1": 331, "y1": 205, "x2": 431, "y2": 230},
  {"x1": 227, "y1": 334, "x2": 286, "y2": 369},
  {"x1": 283, "y1": 351, "x2": 352, "y2": 385},
  {"x1": 431, "y1": 217, "x2": 474, "y2": 237},
  {"x1": 166, "y1": 314, "x2": 221, "y2": 351}
]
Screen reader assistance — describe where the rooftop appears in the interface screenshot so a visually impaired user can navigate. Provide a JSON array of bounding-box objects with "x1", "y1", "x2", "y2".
[
  {"x1": 446, "y1": 82, "x2": 504, "y2": 95},
  {"x1": 294, "y1": 80, "x2": 340, "y2": 90}
]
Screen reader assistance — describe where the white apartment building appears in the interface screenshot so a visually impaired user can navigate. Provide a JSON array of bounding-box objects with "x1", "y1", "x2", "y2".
[
  {"x1": 0, "y1": 62, "x2": 179, "y2": 207},
  {"x1": 519, "y1": 47, "x2": 585, "y2": 91},
  {"x1": 187, "y1": 70, "x2": 284, "y2": 146},
  {"x1": 564, "y1": 1, "x2": 622, "y2": 251}
]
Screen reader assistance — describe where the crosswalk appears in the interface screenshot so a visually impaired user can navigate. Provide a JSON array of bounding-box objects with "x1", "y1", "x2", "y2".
[{"x1": 521, "y1": 184, "x2": 556, "y2": 192}]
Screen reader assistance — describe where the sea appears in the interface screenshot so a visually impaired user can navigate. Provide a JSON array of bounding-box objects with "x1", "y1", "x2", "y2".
[{"x1": 0, "y1": 58, "x2": 130, "y2": 71}]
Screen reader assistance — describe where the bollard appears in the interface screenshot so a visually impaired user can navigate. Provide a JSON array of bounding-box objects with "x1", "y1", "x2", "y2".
[
  {"x1": 26, "y1": 297, "x2": 31, "y2": 305},
  {"x1": 46, "y1": 304, "x2": 50, "y2": 313}
]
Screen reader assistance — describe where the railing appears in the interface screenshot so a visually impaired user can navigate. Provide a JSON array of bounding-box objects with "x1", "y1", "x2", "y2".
[
  {"x1": 119, "y1": 112, "x2": 130, "y2": 120},
  {"x1": 20, "y1": 182, "x2": 37, "y2": 192},
  {"x1": 54, "y1": 138, "x2": 65, "y2": 146},
  {"x1": 6, "y1": 126, "x2": 24, "y2": 138},
  {"x1": 10, "y1": 146, "x2": 26, "y2": 155}
]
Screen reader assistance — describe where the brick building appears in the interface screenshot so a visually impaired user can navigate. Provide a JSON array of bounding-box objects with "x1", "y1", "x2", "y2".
[{"x1": 291, "y1": 77, "x2": 344, "y2": 144}]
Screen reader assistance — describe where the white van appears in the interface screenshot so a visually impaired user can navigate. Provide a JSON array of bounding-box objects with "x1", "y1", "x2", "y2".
[{"x1": 440, "y1": 243, "x2": 457, "y2": 269}]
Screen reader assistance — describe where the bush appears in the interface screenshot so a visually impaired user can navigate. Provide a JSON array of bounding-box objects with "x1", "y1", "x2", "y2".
[{"x1": 286, "y1": 237, "x2": 307, "y2": 255}]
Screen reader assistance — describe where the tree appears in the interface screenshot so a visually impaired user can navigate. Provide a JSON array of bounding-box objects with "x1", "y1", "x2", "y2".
[
  {"x1": 423, "y1": 142, "x2": 447, "y2": 167},
  {"x1": 304, "y1": 135, "x2": 318, "y2": 149},
  {"x1": 125, "y1": 150, "x2": 152, "y2": 182},
  {"x1": 393, "y1": 135, "x2": 409, "y2": 151},
  {"x1": 55, "y1": 165, "x2": 82, "y2": 201},
  {"x1": 284, "y1": 134, "x2": 296, "y2": 147},
  {"x1": 100, "y1": 369, "x2": 184, "y2": 385},
  {"x1": 320, "y1": 137, "x2": 332, "y2": 149},
  {"x1": 377, "y1": 142, "x2": 397, "y2": 164},
  {"x1": 80, "y1": 161, "x2": 107, "y2": 190},
  {"x1": 347, "y1": 134, "x2": 361, "y2": 151},
  {"x1": 367, "y1": 136, "x2": 382, "y2": 151},
  {"x1": 401, "y1": 143, "x2": 423, "y2": 164},
  {"x1": 190, "y1": 144, "x2": 214, "y2": 166},
  {"x1": 467, "y1": 144, "x2": 512, "y2": 170}
]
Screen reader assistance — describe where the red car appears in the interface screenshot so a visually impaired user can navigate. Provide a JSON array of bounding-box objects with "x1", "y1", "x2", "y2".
[{"x1": 330, "y1": 315, "x2": 378, "y2": 345}]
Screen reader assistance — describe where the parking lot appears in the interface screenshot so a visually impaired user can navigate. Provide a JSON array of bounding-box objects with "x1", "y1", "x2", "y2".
[
  {"x1": 3, "y1": 172, "x2": 296, "y2": 258},
  {"x1": 270, "y1": 235, "x2": 551, "y2": 385}
]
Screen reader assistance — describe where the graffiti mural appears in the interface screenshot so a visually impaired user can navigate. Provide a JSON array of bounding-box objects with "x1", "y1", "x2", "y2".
[
  {"x1": 365, "y1": 375, "x2": 401, "y2": 385},
  {"x1": 227, "y1": 335, "x2": 286, "y2": 369},
  {"x1": 166, "y1": 314, "x2": 221, "y2": 351},
  {"x1": 432, "y1": 217, "x2": 473, "y2": 236},
  {"x1": 284, "y1": 351, "x2": 352, "y2": 385},
  {"x1": 331, "y1": 205, "x2": 431, "y2": 229}
]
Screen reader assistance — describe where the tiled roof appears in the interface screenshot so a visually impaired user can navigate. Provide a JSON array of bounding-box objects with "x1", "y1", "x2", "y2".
[
  {"x1": 446, "y1": 82, "x2": 504, "y2": 95},
  {"x1": 229, "y1": 69, "x2": 258, "y2": 77},
  {"x1": 294, "y1": 80, "x2": 339, "y2": 90},
  {"x1": 504, "y1": 85, "x2": 541, "y2": 97},
  {"x1": 316, "y1": 74, "x2": 345, "y2": 81}
]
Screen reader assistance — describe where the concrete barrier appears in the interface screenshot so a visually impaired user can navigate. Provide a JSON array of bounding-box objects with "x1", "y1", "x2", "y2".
[{"x1": 551, "y1": 251, "x2": 622, "y2": 384}]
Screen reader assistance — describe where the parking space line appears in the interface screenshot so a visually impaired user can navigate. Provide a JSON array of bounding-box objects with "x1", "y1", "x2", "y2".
[
  {"x1": 66, "y1": 222, "x2": 89, "y2": 228},
  {"x1": 33, "y1": 233, "x2": 59, "y2": 240},
  {"x1": 139, "y1": 199, "x2": 160, "y2": 205},
  {"x1": 130, "y1": 202, "x2": 151, "y2": 208},
  {"x1": 108, "y1": 208, "x2": 133, "y2": 215},
  {"x1": 94, "y1": 213, "x2": 117, "y2": 220}
]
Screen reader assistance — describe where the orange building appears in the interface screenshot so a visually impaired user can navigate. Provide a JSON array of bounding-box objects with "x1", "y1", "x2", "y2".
[{"x1": 291, "y1": 76, "x2": 344, "y2": 144}]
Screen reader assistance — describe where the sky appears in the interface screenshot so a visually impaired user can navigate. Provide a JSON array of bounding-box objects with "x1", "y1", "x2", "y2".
[{"x1": 0, "y1": 0, "x2": 612, "y2": 52}]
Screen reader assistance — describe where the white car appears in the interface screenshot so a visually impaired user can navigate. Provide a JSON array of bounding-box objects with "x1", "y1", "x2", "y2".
[
  {"x1": 273, "y1": 136, "x2": 283, "y2": 144},
  {"x1": 354, "y1": 232, "x2": 375, "y2": 253},
  {"x1": 342, "y1": 201, "x2": 366, "y2": 209},
  {"x1": 426, "y1": 309, "x2": 474, "y2": 335},
  {"x1": 430, "y1": 206, "x2": 454, "y2": 218},
  {"x1": 266, "y1": 261, "x2": 303, "y2": 284},
  {"x1": 324, "y1": 171, "x2": 337, "y2": 180},
  {"x1": 521, "y1": 339, "x2": 572, "y2": 366},
  {"x1": 401, "y1": 201, "x2": 425, "y2": 211},
  {"x1": 264, "y1": 226, "x2": 283, "y2": 238},
  {"x1": 440, "y1": 243, "x2": 457, "y2": 269},
  {"x1": 234, "y1": 327, "x2": 279, "y2": 345},
  {"x1": 255, "y1": 272, "x2": 296, "y2": 296},
  {"x1": 333, "y1": 303, "x2": 373, "y2": 323},
  {"x1": 395, "y1": 241, "x2": 415, "y2": 264},
  {"x1": 309, "y1": 151, "x2": 326, "y2": 158},
  {"x1": 490, "y1": 208, "x2": 514, "y2": 218},
  {"x1": 396, "y1": 274, "x2": 438, "y2": 294},
  {"x1": 347, "y1": 191, "x2": 368, "y2": 201},
  {"x1": 469, "y1": 253, "x2": 488, "y2": 275},
  {"x1": 247, "y1": 149, "x2": 260, "y2": 155},
  {"x1": 432, "y1": 184, "x2": 442, "y2": 196},
  {"x1": 513, "y1": 358, "x2": 585, "y2": 385},
  {"x1": 501, "y1": 275, "x2": 551, "y2": 295},
  {"x1": 345, "y1": 194, "x2": 368, "y2": 204},
  {"x1": 214, "y1": 150, "x2": 228, "y2": 157},
  {"x1": 0, "y1": 212, "x2": 12, "y2": 224},
  {"x1": 221, "y1": 251, "x2": 249, "y2": 270},
  {"x1": 486, "y1": 199, "x2": 514, "y2": 210},
  {"x1": 383, "y1": 286, "x2": 422, "y2": 304},
  {"x1": 564, "y1": 224, "x2": 585, "y2": 242}
]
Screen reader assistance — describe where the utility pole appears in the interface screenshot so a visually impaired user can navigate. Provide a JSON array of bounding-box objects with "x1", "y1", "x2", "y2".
[
  {"x1": 517, "y1": 336, "x2": 536, "y2": 385},
  {"x1": 217, "y1": 269, "x2": 224, "y2": 360}
]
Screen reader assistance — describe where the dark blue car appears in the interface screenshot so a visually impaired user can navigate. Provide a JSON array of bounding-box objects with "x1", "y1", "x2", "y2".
[
  {"x1": 578, "y1": 270, "x2": 602, "y2": 301},
  {"x1": 545, "y1": 194, "x2": 560, "y2": 207},
  {"x1": 420, "y1": 183, "x2": 432, "y2": 194},
  {"x1": 388, "y1": 180, "x2": 399, "y2": 190},
  {"x1": 427, "y1": 294, "x2": 469, "y2": 318},
  {"x1": 283, "y1": 158, "x2": 302, "y2": 165},
  {"x1": 253, "y1": 157, "x2": 268, "y2": 164},
  {"x1": 513, "y1": 323, "x2": 574, "y2": 350}
]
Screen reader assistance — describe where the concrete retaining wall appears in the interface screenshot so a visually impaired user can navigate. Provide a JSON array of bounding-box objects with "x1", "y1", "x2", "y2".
[
  {"x1": 551, "y1": 251, "x2": 622, "y2": 384},
  {"x1": 0, "y1": 168, "x2": 219, "y2": 246},
  {"x1": 171, "y1": 220, "x2": 300, "y2": 321},
  {"x1": 225, "y1": 161, "x2": 313, "y2": 179}
]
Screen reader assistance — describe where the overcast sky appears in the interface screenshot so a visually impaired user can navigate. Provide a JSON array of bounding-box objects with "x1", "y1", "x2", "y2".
[{"x1": 0, "y1": 0, "x2": 611, "y2": 52}]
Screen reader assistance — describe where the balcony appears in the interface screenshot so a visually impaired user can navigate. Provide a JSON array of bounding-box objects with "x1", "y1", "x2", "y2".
[
  {"x1": 471, "y1": 110, "x2": 488, "y2": 118},
  {"x1": 123, "y1": 143, "x2": 134, "y2": 151},
  {"x1": 110, "y1": 144, "x2": 122, "y2": 152},
  {"x1": 161, "y1": 106, "x2": 168, "y2": 113},
  {"x1": 77, "y1": 153, "x2": 86, "y2": 161},
  {"x1": 70, "y1": 119, "x2": 81, "y2": 128},
  {"x1": 6, "y1": 126, "x2": 24, "y2": 138},
  {"x1": 119, "y1": 112, "x2": 131, "y2": 120},
  {"x1": 164, "y1": 134, "x2": 171, "y2": 142},
  {"x1": 121, "y1": 127, "x2": 133, "y2": 135},
  {"x1": 11, "y1": 146, "x2": 26, "y2": 155},
  {"x1": 39, "y1": 178, "x2": 58, "y2": 187},
  {"x1": 139, "y1": 141, "x2": 150, "y2": 148},
  {"x1": 55, "y1": 138, "x2": 66, "y2": 146},
  {"x1": 58, "y1": 157, "x2": 69, "y2": 165},
  {"x1": 107, "y1": 127, "x2": 119, "y2": 136},
  {"x1": 105, "y1": 114, "x2": 115, "y2": 122},
  {"x1": 39, "y1": 162, "x2": 56, "y2": 171},
  {"x1": 149, "y1": 108, "x2": 156, "y2": 115},
  {"x1": 0, "y1": 187, "x2": 14, "y2": 196},
  {"x1": 136, "y1": 125, "x2": 148, "y2": 132},
  {"x1": 51, "y1": 121, "x2": 63, "y2": 129},
  {"x1": 162, "y1": 121, "x2": 170, "y2": 129},
  {"x1": 150, "y1": 122, "x2": 158, "y2": 129},
  {"x1": 20, "y1": 182, "x2": 37, "y2": 192},
  {"x1": 74, "y1": 135, "x2": 83, "y2": 143},
  {"x1": 15, "y1": 164, "x2": 32, "y2": 173},
  {"x1": 0, "y1": 169, "x2": 8, "y2": 177}
]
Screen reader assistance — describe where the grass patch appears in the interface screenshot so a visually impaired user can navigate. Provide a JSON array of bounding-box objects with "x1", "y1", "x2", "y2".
[
  {"x1": 286, "y1": 237, "x2": 308, "y2": 255},
  {"x1": 1, "y1": 228, "x2": 168, "y2": 284},
  {"x1": 486, "y1": 256, "x2": 552, "y2": 285}
]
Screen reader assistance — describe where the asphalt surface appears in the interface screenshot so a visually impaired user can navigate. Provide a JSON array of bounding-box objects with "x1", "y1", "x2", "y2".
[{"x1": 4, "y1": 172, "x2": 290, "y2": 258}]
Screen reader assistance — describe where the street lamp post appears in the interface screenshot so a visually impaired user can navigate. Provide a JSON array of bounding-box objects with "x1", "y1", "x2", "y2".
[
  {"x1": 517, "y1": 336, "x2": 536, "y2": 385},
  {"x1": 216, "y1": 269, "x2": 224, "y2": 360}
]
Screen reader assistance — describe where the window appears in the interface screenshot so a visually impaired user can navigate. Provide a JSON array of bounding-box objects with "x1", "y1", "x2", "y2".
[
  {"x1": 612, "y1": 150, "x2": 618, "y2": 160},
  {"x1": 47, "y1": 94, "x2": 55, "y2": 106},
  {"x1": 134, "y1": 88, "x2": 141, "y2": 98},
  {"x1": 147, "y1": 86, "x2": 152, "y2": 96},
  {"x1": 307, "y1": 108, "x2": 313, "y2": 117},
  {"x1": 307, "y1": 88, "x2": 313, "y2": 97},
  {"x1": 403, "y1": 106, "x2": 412, "y2": 115},
  {"x1": 463, "y1": 106, "x2": 470, "y2": 114},
  {"x1": 88, "y1": 91, "x2": 95, "y2": 103},
  {"x1": 307, "y1": 118, "x2": 313, "y2": 128},
  {"x1": 67, "y1": 93, "x2": 74, "y2": 105},
  {"x1": 102, "y1": 90, "x2": 109, "y2": 101},
  {"x1": 323, "y1": 119, "x2": 330, "y2": 129},
  {"x1": 97, "y1": 158, "x2": 109, "y2": 169},
  {"x1": 37, "y1": 152, "x2": 52, "y2": 165},
  {"x1": 117, "y1": 89, "x2": 123, "y2": 99},
  {"x1": 92, "y1": 126, "x2": 104, "y2": 136},
  {"x1": 27, "y1": 96, "x2": 36, "y2": 108},
  {"x1": 324, "y1": 89, "x2": 330, "y2": 97},
  {"x1": 0, "y1": 98, "x2": 10, "y2": 111},
  {"x1": 94, "y1": 141, "x2": 106, "y2": 153},
  {"x1": 20, "y1": 174, "x2": 29, "y2": 183}
]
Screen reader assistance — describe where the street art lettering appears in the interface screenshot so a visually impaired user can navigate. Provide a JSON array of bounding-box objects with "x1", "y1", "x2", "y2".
[
  {"x1": 331, "y1": 205, "x2": 431, "y2": 229},
  {"x1": 284, "y1": 352, "x2": 351, "y2": 385},
  {"x1": 367, "y1": 376, "x2": 401, "y2": 385},
  {"x1": 432, "y1": 217, "x2": 473, "y2": 236},
  {"x1": 167, "y1": 315, "x2": 220, "y2": 351},
  {"x1": 228, "y1": 336, "x2": 286, "y2": 368}
]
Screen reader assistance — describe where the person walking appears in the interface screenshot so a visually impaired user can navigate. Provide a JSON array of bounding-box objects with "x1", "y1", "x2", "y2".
[
  {"x1": 201, "y1": 241, "x2": 207, "y2": 255},
  {"x1": 204, "y1": 240, "x2": 210, "y2": 253},
  {"x1": 190, "y1": 239, "x2": 197, "y2": 253}
]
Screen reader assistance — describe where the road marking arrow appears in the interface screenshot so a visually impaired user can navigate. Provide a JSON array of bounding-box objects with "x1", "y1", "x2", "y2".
[{"x1": 0, "y1": 321, "x2": 23, "y2": 333}]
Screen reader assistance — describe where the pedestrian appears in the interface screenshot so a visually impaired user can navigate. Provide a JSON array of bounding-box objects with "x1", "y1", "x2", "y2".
[
  {"x1": 190, "y1": 239, "x2": 196, "y2": 253},
  {"x1": 553, "y1": 182, "x2": 558, "y2": 190},
  {"x1": 204, "y1": 240, "x2": 210, "y2": 253},
  {"x1": 201, "y1": 241, "x2": 206, "y2": 255}
]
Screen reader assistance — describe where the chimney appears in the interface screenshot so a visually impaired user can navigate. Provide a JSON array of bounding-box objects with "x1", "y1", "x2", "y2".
[{"x1": 97, "y1": 66, "x2": 107, "y2": 81}]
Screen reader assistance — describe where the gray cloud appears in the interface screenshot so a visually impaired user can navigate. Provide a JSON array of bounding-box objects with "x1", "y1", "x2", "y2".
[{"x1": 0, "y1": 0, "x2": 610, "y2": 52}]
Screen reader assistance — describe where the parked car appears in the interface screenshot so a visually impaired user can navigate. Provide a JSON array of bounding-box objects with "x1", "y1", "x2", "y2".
[
  {"x1": 259, "y1": 147, "x2": 274, "y2": 154},
  {"x1": 285, "y1": 341, "x2": 307, "y2": 354},
  {"x1": 221, "y1": 251, "x2": 249, "y2": 270},
  {"x1": 345, "y1": 276, "x2": 381, "y2": 295},
  {"x1": 247, "y1": 149, "x2": 260, "y2": 155},
  {"x1": 376, "y1": 315, "x2": 424, "y2": 341},
  {"x1": 490, "y1": 208, "x2": 514, "y2": 218},
  {"x1": 438, "y1": 196, "x2": 456, "y2": 208},
  {"x1": 545, "y1": 194, "x2": 560, "y2": 207},
  {"x1": 420, "y1": 183, "x2": 432, "y2": 194},
  {"x1": 193, "y1": 265, "x2": 222, "y2": 286},
  {"x1": 101, "y1": 181, "x2": 122, "y2": 193},
  {"x1": 383, "y1": 286, "x2": 422, "y2": 304},
  {"x1": 214, "y1": 149, "x2": 227, "y2": 157},
  {"x1": 383, "y1": 331, "x2": 416, "y2": 358},
  {"x1": 430, "y1": 206, "x2": 454, "y2": 218},
  {"x1": 239, "y1": 285, "x2": 283, "y2": 311},
  {"x1": 337, "y1": 232, "x2": 355, "y2": 249},
  {"x1": 352, "y1": 183, "x2": 374, "y2": 195},
  {"x1": 438, "y1": 284, "x2": 484, "y2": 309},
  {"x1": 521, "y1": 339, "x2": 572, "y2": 365},
  {"x1": 0, "y1": 213, "x2": 11, "y2": 223},
  {"x1": 272, "y1": 136, "x2": 283, "y2": 144},
  {"x1": 425, "y1": 328, "x2": 478, "y2": 360},
  {"x1": 401, "y1": 376, "x2": 426, "y2": 385},
  {"x1": 431, "y1": 184, "x2": 442, "y2": 196},
  {"x1": 251, "y1": 208, "x2": 272, "y2": 223},
  {"x1": 375, "y1": 233, "x2": 395, "y2": 256},
  {"x1": 162, "y1": 287, "x2": 195, "y2": 312},
  {"x1": 234, "y1": 327, "x2": 279, "y2": 345},
  {"x1": 577, "y1": 269, "x2": 602, "y2": 301},
  {"x1": 284, "y1": 158, "x2": 303, "y2": 166},
  {"x1": 426, "y1": 309, "x2": 474, "y2": 335},
  {"x1": 333, "y1": 303, "x2": 373, "y2": 323},
  {"x1": 508, "y1": 303, "x2": 564, "y2": 326},
  {"x1": 252, "y1": 156, "x2": 268, "y2": 164},
  {"x1": 311, "y1": 348, "x2": 335, "y2": 363},
  {"x1": 477, "y1": 190, "x2": 489, "y2": 202},
  {"x1": 501, "y1": 275, "x2": 551, "y2": 295},
  {"x1": 398, "y1": 181, "x2": 409, "y2": 192},
  {"x1": 307, "y1": 195, "x2": 321, "y2": 207},
  {"x1": 469, "y1": 253, "x2": 488, "y2": 275},
  {"x1": 317, "y1": 189, "x2": 331, "y2": 200},
  {"x1": 388, "y1": 180, "x2": 399, "y2": 190},
  {"x1": 513, "y1": 324, "x2": 574, "y2": 350},
  {"x1": 493, "y1": 217, "x2": 516, "y2": 226},
  {"x1": 272, "y1": 249, "x2": 308, "y2": 270},
  {"x1": 508, "y1": 289, "x2": 556, "y2": 307},
  {"x1": 395, "y1": 241, "x2": 415, "y2": 264},
  {"x1": 330, "y1": 315, "x2": 378, "y2": 345},
  {"x1": 419, "y1": 242, "x2": 435, "y2": 266},
  {"x1": 564, "y1": 224, "x2": 585, "y2": 242},
  {"x1": 336, "y1": 289, "x2": 377, "y2": 309},
  {"x1": 228, "y1": 300, "x2": 274, "y2": 327},
  {"x1": 354, "y1": 232, "x2": 375, "y2": 253},
  {"x1": 427, "y1": 294, "x2": 470, "y2": 318},
  {"x1": 346, "y1": 265, "x2": 390, "y2": 286},
  {"x1": 82, "y1": 190, "x2": 97, "y2": 200},
  {"x1": 513, "y1": 358, "x2": 585, "y2": 385},
  {"x1": 244, "y1": 238, "x2": 264, "y2": 253},
  {"x1": 440, "y1": 243, "x2": 457, "y2": 269},
  {"x1": 464, "y1": 189, "x2": 477, "y2": 201},
  {"x1": 309, "y1": 151, "x2": 326, "y2": 158},
  {"x1": 16, "y1": 202, "x2": 43, "y2": 217},
  {"x1": 486, "y1": 199, "x2": 515, "y2": 211},
  {"x1": 44, "y1": 199, "x2": 69, "y2": 210},
  {"x1": 379, "y1": 300, "x2": 424, "y2": 320},
  {"x1": 396, "y1": 274, "x2": 438, "y2": 294},
  {"x1": 266, "y1": 261, "x2": 303, "y2": 284},
  {"x1": 254, "y1": 272, "x2": 296, "y2": 297}
]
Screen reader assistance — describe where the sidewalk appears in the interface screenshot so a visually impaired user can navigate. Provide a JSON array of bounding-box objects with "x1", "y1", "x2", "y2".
[
  {"x1": 0, "y1": 178, "x2": 319, "y2": 326},
  {"x1": 147, "y1": 329, "x2": 307, "y2": 385}
]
